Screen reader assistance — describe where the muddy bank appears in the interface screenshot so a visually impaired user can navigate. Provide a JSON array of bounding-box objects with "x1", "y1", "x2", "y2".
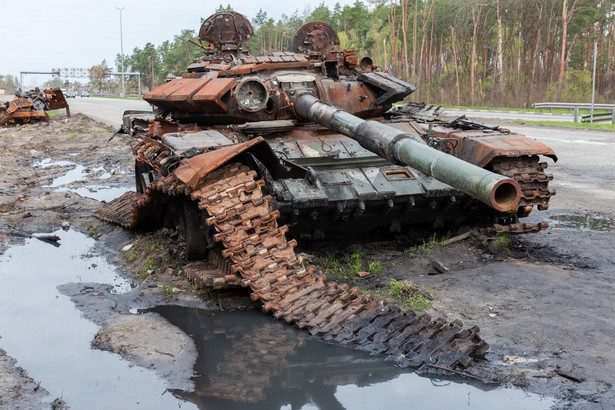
[
  {"x1": 0, "y1": 348, "x2": 51, "y2": 409},
  {"x1": 0, "y1": 114, "x2": 614, "y2": 409}
]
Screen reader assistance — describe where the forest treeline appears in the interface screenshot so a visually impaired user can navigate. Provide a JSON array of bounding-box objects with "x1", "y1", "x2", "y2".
[{"x1": 93, "y1": 0, "x2": 613, "y2": 107}]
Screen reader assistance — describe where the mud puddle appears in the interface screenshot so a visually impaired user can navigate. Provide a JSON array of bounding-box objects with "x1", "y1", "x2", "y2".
[
  {"x1": 546, "y1": 213, "x2": 614, "y2": 231},
  {"x1": 0, "y1": 229, "x2": 197, "y2": 409},
  {"x1": 0, "y1": 230, "x2": 554, "y2": 409},
  {"x1": 152, "y1": 306, "x2": 554, "y2": 410},
  {"x1": 34, "y1": 158, "x2": 130, "y2": 202}
]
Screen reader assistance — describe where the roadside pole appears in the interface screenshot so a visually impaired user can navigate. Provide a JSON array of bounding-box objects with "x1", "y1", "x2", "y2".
[{"x1": 590, "y1": 42, "x2": 597, "y2": 124}]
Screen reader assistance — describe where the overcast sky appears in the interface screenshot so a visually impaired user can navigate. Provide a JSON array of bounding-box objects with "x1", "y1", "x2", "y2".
[{"x1": 2, "y1": 0, "x2": 357, "y2": 88}]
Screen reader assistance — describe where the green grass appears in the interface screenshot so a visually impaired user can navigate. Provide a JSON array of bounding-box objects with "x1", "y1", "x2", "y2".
[
  {"x1": 322, "y1": 247, "x2": 377, "y2": 284},
  {"x1": 397, "y1": 100, "x2": 613, "y2": 117},
  {"x1": 368, "y1": 260, "x2": 383, "y2": 274},
  {"x1": 404, "y1": 232, "x2": 451, "y2": 257},
  {"x1": 123, "y1": 237, "x2": 167, "y2": 280},
  {"x1": 515, "y1": 120, "x2": 615, "y2": 130},
  {"x1": 157, "y1": 284, "x2": 180, "y2": 297},
  {"x1": 388, "y1": 278, "x2": 432, "y2": 312},
  {"x1": 139, "y1": 258, "x2": 156, "y2": 279},
  {"x1": 443, "y1": 105, "x2": 539, "y2": 112},
  {"x1": 493, "y1": 233, "x2": 511, "y2": 251},
  {"x1": 86, "y1": 224, "x2": 104, "y2": 239},
  {"x1": 126, "y1": 238, "x2": 164, "y2": 261}
]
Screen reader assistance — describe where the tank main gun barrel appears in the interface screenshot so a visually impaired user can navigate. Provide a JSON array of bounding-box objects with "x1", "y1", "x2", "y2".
[{"x1": 294, "y1": 94, "x2": 521, "y2": 212}]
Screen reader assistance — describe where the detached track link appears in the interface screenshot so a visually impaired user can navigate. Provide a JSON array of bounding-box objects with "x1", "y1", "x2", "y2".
[
  {"x1": 184, "y1": 162, "x2": 487, "y2": 370},
  {"x1": 95, "y1": 162, "x2": 489, "y2": 369},
  {"x1": 491, "y1": 155, "x2": 555, "y2": 211}
]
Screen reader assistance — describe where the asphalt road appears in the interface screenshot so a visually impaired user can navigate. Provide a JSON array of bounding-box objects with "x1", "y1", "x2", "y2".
[
  {"x1": 507, "y1": 124, "x2": 615, "y2": 215},
  {"x1": 444, "y1": 107, "x2": 575, "y2": 122},
  {"x1": 66, "y1": 96, "x2": 152, "y2": 129}
]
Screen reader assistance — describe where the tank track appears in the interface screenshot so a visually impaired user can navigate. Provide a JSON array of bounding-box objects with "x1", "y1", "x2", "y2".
[
  {"x1": 133, "y1": 162, "x2": 489, "y2": 370},
  {"x1": 490, "y1": 155, "x2": 555, "y2": 211}
]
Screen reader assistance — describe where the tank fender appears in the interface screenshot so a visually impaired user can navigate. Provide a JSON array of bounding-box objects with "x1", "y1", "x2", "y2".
[
  {"x1": 453, "y1": 133, "x2": 558, "y2": 168},
  {"x1": 173, "y1": 137, "x2": 284, "y2": 190}
]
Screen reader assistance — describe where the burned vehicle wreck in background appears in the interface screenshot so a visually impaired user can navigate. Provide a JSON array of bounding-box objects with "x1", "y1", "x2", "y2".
[
  {"x1": 0, "y1": 88, "x2": 69, "y2": 125},
  {"x1": 96, "y1": 11, "x2": 558, "y2": 370}
]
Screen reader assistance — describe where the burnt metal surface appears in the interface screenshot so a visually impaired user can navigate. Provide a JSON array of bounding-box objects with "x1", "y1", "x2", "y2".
[
  {"x1": 0, "y1": 88, "x2": 68, "y2": 125},
  {"x1": 112, "y1": 162, "x2": 489, "y2": 370},
  {"x1": 407, "y1": 121, "x2": 556, "y2": 214},
  {"x1": 291, "y1": 21, "x2": 340, "y2": 55},
  {"x1": 199, "y1": 11, "x2": 253, "y2": 51}
]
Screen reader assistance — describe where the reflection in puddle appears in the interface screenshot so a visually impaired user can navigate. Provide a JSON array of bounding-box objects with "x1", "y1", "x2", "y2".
[
  {"x1": 153, "y1": 306, "x2": 554, "y2": 410},
  {"x1": 57, "y1": 185, "x2": 131, "y2": 202},
  {"x1": 0, "y1": 230, "x2": 197, "y2": 409},
  {"x1": 34, "y1": 158, "x2": 128, "y2": 201},
  {"x1": 35, "y1": 158, "x2": 113, "y2": 187},
  {"x1": 548, "y1": 214, "x2": 614, "y2": 231}
]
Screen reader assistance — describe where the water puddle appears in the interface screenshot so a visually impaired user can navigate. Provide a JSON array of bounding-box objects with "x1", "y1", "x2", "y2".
[
  {"x1": 547, "y1": 214, "x2": 614, "y2": 231},
  {"x1": 35, "y1": 158, "x2": 113, "y2": 187},
  {"x1": 34, "y1": 158, "x2": 129, "y2": 201},
  {"x1": 152, "y1": 306, "x2": 554, "y2": 410},
  {"x1": 0, "y1": 230, "x2": 554, "y2": 409},
  {"x1": 56, "y1": 185, "x2": 131, "y2": 202},
  {"x1": 0, "y1": 230, "x2": 197, "y2": 409}
]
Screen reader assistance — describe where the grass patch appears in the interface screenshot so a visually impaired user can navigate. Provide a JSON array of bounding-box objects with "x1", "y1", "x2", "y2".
[
  {"x1": 123, "y1": 236, "x2": 168, "y2": 280},
  {"x1": 443, "y1": 105, "x2": 539, "y2": 112},
  {"x1": 157, "y1": 284, "x2": 181, "y2": 298},
  {"x1": 515, "y1": 120, "x2": 615, "y2": 130},
  {"x1": 493, "y1": 233, "x2": 511, "y2": 251},
  {"x1": 138, "y1": 258, "x2": 157, "y2": 279},
  {"x1": 322, "y1": 247, "x2": 377, "y2": 284},
  {"x1": 368, "y1": 260, "x2": 383, "y2": 273},
  {"x1": 86, "y1": 224, "x2": 104, "y2": 239},
  {"x1": 388, "y1": 278, "x2": 432, "y2": 312},
  {"x1": 404, "y1": 232, "x2": 451, "y2": 257}
]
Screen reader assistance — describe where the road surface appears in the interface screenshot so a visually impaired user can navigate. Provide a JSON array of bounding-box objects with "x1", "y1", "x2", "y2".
[
  {"x1": 444, "y1": 107, "x2": 575, "y2": 122},
  {"x1": 67, "y1": 96, "x2": 152, "y2": 128}
]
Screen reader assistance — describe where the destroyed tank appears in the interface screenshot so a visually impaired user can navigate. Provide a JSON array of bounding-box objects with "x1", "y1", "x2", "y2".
[
  {"x1": 0, "y1": 88, "x2": 69, "y2": 125},
  {"x1": 109, "y1": 11, "x2": 557, "y2": 245},
  {"x1": 96, "y1": 11, "x2": 558, "y2": 369}
]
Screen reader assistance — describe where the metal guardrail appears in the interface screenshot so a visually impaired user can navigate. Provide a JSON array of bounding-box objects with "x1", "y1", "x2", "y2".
[
  {"x1": 533, "y1": 102, "x2": 615, "y2": 123},
  {"x1": 581, "y1": 113, "x2": 614, "y2": 123},
  {"x1": 533, "y1": 102, "x2": 615, "y2": 110},
  {"x1": 533, "y1": 102, "x2": 615, "y2": 124}
]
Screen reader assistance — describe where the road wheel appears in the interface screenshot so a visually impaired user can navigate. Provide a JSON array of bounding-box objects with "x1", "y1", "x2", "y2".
[
  {"x1": 135, "y1": 160, "x2": 154, "y2": 194},
  {"x1": 182, "y1": 198, "x2": 209, "y2": 260}
]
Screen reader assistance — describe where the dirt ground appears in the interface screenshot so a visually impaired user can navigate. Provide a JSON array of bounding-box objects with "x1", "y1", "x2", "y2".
[{"x1": 0, "y1": 113, "x2": 613, "y2": 409}]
